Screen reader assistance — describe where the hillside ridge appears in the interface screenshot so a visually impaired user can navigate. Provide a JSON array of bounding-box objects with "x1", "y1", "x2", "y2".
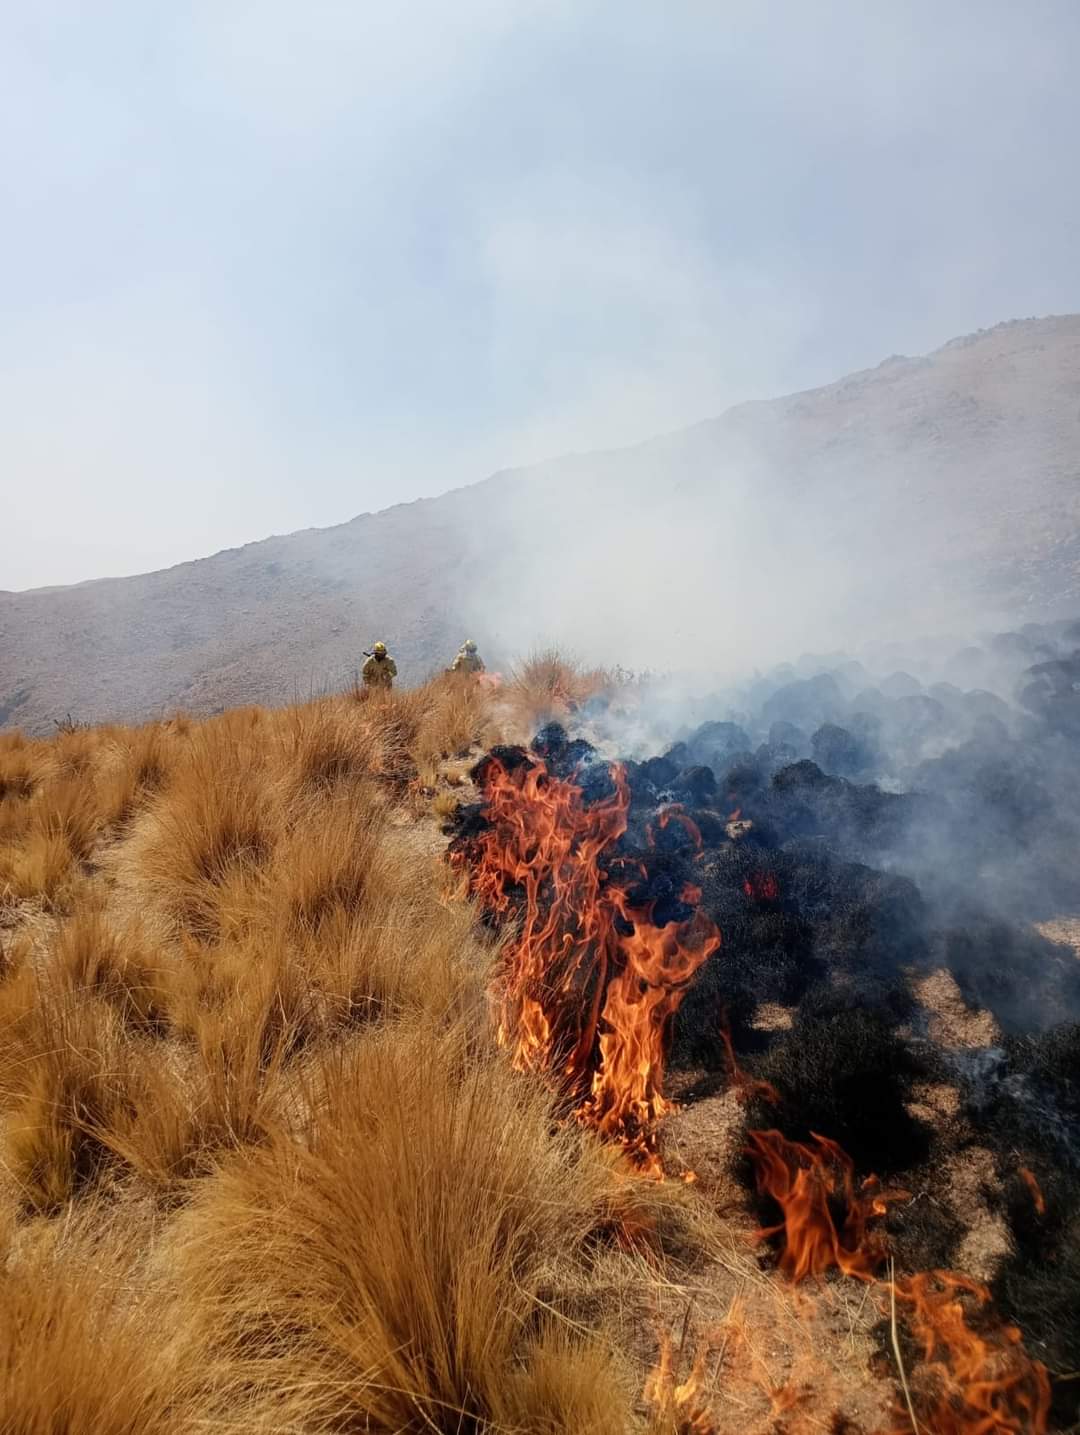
[{"x1": 3, "y1": 313, "x2": 1080, "y2": 734}]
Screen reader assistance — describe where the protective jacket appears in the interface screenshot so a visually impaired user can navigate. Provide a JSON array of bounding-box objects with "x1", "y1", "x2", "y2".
[
  {"x1": 362, "y1": 652, "x2": 397, "y2": 688},
  {"x1": 451, "y1": 648, "x2": 486, "y2": 675}
]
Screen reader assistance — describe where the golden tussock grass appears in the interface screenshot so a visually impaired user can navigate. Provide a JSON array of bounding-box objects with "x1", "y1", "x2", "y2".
[
  {"x1": 168, "y1": 1024, "x2": 641, "y2": 1434},
  {"x1": 1, "y1": 982, "x2": 138, "y2": 1213},
  {"x1": 503, "y1": 647, "x2": 618, "y2": 738},
  {"x1": 0, "y1": 681, "x2": 719, "y2": 1432},
  {"x1": 0, "y1": 1220, "x2": 202, "y2": 1435}
]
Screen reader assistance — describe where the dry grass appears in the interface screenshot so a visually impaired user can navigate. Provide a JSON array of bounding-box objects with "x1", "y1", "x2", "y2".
[
  {"x1": 167, "y1": 1024, "x2": 644, "y2": 1433},
  {"x1": 0, "y1": 1218, "x2": 203, "y2": 1434},
  {"x1": 503, "y1": 647, "x2": 617, "y2": 738},
  {"x1": 0, "y1": 678, "x2": 733, "y2": 1432}
]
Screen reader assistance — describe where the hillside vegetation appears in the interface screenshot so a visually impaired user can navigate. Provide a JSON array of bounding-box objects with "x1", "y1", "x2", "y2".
[
  {"x1": 4, "y1": 314, "x2": 1080, "y2": 735},
  {"x1": 0, "y1": 666, "x2": 728, "y2": 1435}
]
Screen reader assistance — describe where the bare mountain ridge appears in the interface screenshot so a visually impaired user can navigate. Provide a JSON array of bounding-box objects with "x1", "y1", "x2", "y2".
[{"x1": 3, "y1": 314, "x2": 1080, "y2": 734}]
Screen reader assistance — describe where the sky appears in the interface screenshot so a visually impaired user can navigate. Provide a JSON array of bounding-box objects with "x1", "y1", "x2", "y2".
[{"x1": 2, "y1": 1, "x2": 1079, "y2": 591}]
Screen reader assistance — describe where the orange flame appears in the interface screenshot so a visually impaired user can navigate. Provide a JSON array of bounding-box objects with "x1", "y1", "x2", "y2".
[
  {"x1": 745, "y1": 1129, "x2": 895, "y2": 1281},
  {"x1": 745, "y1": 1130, "x2": 1051, "y2": 1433},
  {"x1": 719, "y1": 1023, "x2": 781, "y2": 1107},
  {"x1": 888, "y1": 1272, "x2": 1051, "y2": 1435},
  {"x1": 643, "y1": 1330, "x2": 717, "y2": 1435},
  {"x1": 455, "y1": 754, "x2": 720, "y2": 1173}
]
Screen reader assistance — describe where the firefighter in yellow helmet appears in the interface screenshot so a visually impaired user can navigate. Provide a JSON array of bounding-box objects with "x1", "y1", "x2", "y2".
[
  {"x1": 361, "y1": 640, "x2": 397, "y2": 689},
  {"x1": 450, "y1": 638, "x2": 486, "y2": 675}
]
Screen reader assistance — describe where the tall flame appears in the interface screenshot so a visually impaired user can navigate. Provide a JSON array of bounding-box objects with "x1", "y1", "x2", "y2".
[{"x1": 455, "y1": 754, "x2": 719, "y2": 1173}]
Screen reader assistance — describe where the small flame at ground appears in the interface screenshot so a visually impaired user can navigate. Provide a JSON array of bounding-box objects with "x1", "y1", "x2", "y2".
[
  {"x1": 643, "y1": 1329, "x2": 718, "y2": 1435},
  {"x1": 746, "y1": 1129, "x2": 898, "y2": 1281},
  {"x1": 745, "y1": 1129, "x2": 1051, "y2": 1433},
  {"x1": 889, "y1": 1272, "x2": 1051, "y2": 1435}
]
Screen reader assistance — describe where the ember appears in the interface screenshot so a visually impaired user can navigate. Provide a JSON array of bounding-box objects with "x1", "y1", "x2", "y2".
[{"x1": 742, "y1": 872, "x2": 780, "y2": 901}]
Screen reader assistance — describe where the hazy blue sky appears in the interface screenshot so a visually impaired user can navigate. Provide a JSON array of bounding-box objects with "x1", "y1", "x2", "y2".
[{"x1": 3, "y1": 1, "x2": 1079, "y2": 589}]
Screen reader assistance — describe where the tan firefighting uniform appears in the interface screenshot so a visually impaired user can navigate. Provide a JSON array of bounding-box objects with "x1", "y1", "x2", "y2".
[
  {"x1": 361, "y1": 652, "x2": 397, "y2": 689},
  {"x1": 451, "y1": 647, "x2": 485, "y2": 675}
]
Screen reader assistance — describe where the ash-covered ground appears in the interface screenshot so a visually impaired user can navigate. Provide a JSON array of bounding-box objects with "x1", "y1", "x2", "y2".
[{"x1": 453, "y1": 616, "x2": 1080, "y2": 1426}]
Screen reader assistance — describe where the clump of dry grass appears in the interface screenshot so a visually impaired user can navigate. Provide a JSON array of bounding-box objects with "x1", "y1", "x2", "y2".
[
  {"x1": 101, "y1": 1011, "x2": 289, "y2": 1198},
  {"x1": 52, "y1": 903, "x2": 171, "y2": 1031},
  {"x1": 412, "y1": 674, "x2": 495, "y2": 768},
  {"x1": 92, "y1": 722, "x2": 178, "y2": 829},
  {"x1": 0, "y1": 1209, "x2": 214, "y2": 1434},
  {"x1": 169, "y1": 1023, "x2": 639, "y2": 1433},
  {"x1": 504, "y1": 647, "x2": 615, "y2": 737},
  {"x1": 125, "y1": 732, "x2": 280, "y2": 943},
  {"x1": 0, "y1": 773, "x2": 102, "y2": 907},
  {"x1": 0, "y1": 731, "x2": 49, "y2": 801},
  {"x1": 433, "y1": 789, "x2": 460, "y2": 820},
  {"x1": 274, "y1": 696, "x2": 386, "y2": 797},
  {"x1": 1, "y1": 983, "x2": 137, "y2": 1213}
]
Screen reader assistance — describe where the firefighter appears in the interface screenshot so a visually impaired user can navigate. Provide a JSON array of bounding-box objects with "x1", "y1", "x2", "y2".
[
  {"x1": 450, "y1": 639, "x2": 486, "y2": 675},
  {"x1": 361, "y1": 640, "x2": 397, "y2": 689}
]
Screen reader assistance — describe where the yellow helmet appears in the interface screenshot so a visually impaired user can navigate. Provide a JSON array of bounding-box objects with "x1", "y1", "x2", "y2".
[{"x1": 373, "y1": 641, "x2": 387, "y2": 657}]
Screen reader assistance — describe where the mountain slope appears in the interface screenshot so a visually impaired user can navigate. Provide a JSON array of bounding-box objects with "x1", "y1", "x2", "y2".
[{"x1": 4, "y1": 314, "x2": 1080, "y2": 734}]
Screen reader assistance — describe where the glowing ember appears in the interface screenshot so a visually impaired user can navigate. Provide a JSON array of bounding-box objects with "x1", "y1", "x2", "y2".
[
  {"x1": 1018, "y1": 1165, "x2": 1046, "y2": 1218},
  {"x1": 453, "y1": 752, "x2": 719, "y2": 1173},
  {"x1": 743, "y1": 872, "x2": 780, "y2": 901}
]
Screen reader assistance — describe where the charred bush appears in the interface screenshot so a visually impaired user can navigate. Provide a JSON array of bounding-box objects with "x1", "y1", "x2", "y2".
[
  {"x1": 666, "y1": 764, "x2": 717, "y2": 805},
  {"x1": 762, "y1": 673, "x2": 846, "y2": 730},
  {"x1": 768, "y1": 720, "x2": 807, "y2": 753},
  {"x1": 685, "y1": 720, "x2": 752, "y2": 768},
  {"x1": 944, "y1": 925, "x2": 1080, "y2": 1035},
  {"x1": 470, "y1": 744, "x2": 535, "y2": 786},
  {"x1": 810, "y1": 722, "x2": 875, "y2": 779},
  {"x1": 746, "y1": 1005, "x2": 932, "y2": 1175}
]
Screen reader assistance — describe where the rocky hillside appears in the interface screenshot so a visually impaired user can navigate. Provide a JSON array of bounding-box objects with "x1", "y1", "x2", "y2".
[{"x1": 3, "y1": 315, "x2": 1080, "y2": 734}]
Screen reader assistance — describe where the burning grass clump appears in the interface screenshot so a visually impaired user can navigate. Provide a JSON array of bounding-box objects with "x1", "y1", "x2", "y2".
[
  {"x1": 993, "y1": 1164, "x2": 1080, "y2": 1427},
  {"x1": 956, "y1": 1022, "x2": 1080, "y2": 1424}
]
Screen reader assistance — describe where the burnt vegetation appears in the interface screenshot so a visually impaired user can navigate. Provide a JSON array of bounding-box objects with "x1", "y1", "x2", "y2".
[{"x1": 450, "y1": 617, "x2": 1080, "y2": 1427}]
